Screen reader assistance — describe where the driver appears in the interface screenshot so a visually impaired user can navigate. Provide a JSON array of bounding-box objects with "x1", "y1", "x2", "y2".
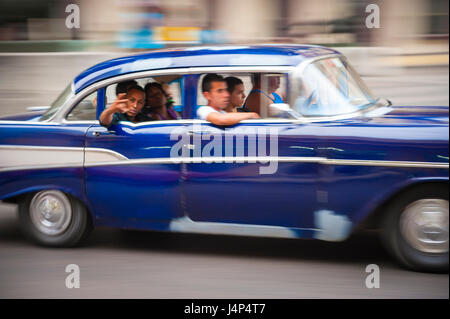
[{"x1": 240, "y1": 74, "x2": 284, "y2": 115}]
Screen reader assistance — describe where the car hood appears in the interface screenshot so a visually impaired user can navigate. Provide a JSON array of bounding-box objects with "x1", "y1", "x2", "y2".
[
  {"x1": 0, "y1": 111, "x2": 46, "y2": 122},
  {"x1": 366, "y1": 105, "x2": 449, "y2": 126}
]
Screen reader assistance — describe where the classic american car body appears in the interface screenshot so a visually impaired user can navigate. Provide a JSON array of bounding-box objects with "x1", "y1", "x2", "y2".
[{"x1": 0, "y1": 45, "x2": 448, "y2": 272}]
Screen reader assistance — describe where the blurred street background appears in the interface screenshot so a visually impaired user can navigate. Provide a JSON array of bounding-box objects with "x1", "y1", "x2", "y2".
[
  {"x1": 0, "y1": 0, "x2": 448, "y2": 116},
  {"x1": 0, "y1": 0, "x2": 448, "y2": 298}
]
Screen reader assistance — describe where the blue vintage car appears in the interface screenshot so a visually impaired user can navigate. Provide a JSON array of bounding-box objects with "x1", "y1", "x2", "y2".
[{"x1": 0, "y1": 45, "x2": 448, "y2": 272}]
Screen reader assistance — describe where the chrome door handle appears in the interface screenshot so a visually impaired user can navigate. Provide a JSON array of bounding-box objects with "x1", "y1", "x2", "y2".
[{"x1": 92, "y1": 130, "x2": 115, "y2": 137}]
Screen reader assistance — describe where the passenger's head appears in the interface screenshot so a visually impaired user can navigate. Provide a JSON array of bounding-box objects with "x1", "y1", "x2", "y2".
[
  {"x1": 125, "y1": 85, "x2": 145, "y2": 117},
  {"x1": 202, "y1": 73, "x2": 230, "y2": 109},
  {"x1": 116, "y1": 80, "x2": 138, "y2": 96},
  {"x1": 225, "y1": 76, "x2": 245, "y2": 108},
  {"x1": 268, "y1": 75, "x2": 281, "y2": 92},
  {"x1": 251, "y1": 73, "x2": 261, "y2": 87},
  {"x1": 144, "y1": 82, "x2": 167, "y2": 109},
  {"x1": 251, "y1": 74, "x2": 280, "y2": 92}
]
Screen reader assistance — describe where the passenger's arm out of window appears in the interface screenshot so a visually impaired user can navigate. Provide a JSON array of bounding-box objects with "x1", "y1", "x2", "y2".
[
  {"x1": 206, "y1": 112, "x2": 260, "y2": 126},
  {"x1": 99, "y1": 93, "x2": 129, "y2": 127}
]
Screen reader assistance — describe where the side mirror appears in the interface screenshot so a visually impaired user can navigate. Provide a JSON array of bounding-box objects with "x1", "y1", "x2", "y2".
[
  {"x1": 269, "y1": 103, "x2": 291, "y2": 113},
  {"x1": 269, "y1": 103, "x2": 292, "y2": 117},
  {"x1": 269, "y1": 103, "x2": 302, "y2": 119},
  {"x1": 269, "y1": 103, "x2": 291, "y2": 115}
]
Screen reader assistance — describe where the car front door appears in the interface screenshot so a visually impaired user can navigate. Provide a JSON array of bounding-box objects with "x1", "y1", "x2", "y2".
[
  {"x1": 181, "y1": 119, "x2": 322, "y2": 233},
  {"x1": 85, "y1": 120, "x2": 190, "y2": 229}
]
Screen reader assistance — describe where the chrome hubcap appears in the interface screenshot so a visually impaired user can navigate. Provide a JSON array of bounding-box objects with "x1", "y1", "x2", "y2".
[
  {"x1": 30, "y1": 191, "x2": 72, "y2": 236},
  {"x1": 400, "y1": 199, "x2": 449, "y2": 254}
]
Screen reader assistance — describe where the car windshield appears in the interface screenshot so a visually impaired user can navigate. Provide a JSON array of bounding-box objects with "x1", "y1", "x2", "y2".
[
  {"x1": 39, "y1": 83, "x2": 73, "y2": 121},
  {"x1": 291, "y1": 57, "x2": 378, "y2": 117}
]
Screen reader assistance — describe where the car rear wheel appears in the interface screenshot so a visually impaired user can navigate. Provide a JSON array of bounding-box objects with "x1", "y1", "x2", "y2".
[
  {"x1": 382, "y1": 185, "x2": 448, "y2": 273},
  {"x1": 19, "y1": 190, "x2": 93, "y2": 247}
]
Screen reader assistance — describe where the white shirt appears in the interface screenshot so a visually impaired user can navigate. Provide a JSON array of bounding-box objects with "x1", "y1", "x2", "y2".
[{"x1": 197, "y1": 105, "x2": 226, "y2": 120}]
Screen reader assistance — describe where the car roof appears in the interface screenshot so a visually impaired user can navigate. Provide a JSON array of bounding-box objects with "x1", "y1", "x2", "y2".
[{"x1": 73, "y1": 44, "x2": 340, "y2": 93}]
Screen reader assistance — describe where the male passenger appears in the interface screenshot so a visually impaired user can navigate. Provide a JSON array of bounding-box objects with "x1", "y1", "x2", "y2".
[
  {"x1": 197, "y1": 74, "x2": 259, "y2": 126},
  {"x1": 116, "y1": 80, "x2": 138, "y2": 96},
  {"x1": 99, "y1": 85, "x2": 146, "y2": 127},
  {"x1": 224, "y1": 76, "x2": 246, "y2": 113},
  {"x1": 95, "y1": 80, "x2": 138, "y2": 108}
]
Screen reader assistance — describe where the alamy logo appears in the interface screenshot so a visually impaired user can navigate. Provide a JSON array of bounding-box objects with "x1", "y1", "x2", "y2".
[
  {"x1": 65, "y1": 264, "x2": 80, "y2": 289},
  {"x1": 365, "y1": 264, "x2": 380, "y2": 288},
  {"x1": 365, "y1": 4, "x2": 380, "y2": 29},
  {"x1": 170, "y1": 123, "x2": 279, "y2": 175},
  {"x1": 65, "y1": 4, "x2": 80, "y2": 29}
]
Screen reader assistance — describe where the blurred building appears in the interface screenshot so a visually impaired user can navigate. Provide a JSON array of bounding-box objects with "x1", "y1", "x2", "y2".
[{"x1": 0, "y1": 0, "x2": 448, "y2": 49}]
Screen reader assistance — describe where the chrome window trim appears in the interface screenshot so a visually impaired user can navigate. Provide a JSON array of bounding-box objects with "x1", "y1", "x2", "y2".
[
  {"x1": 1, "y1": 158, "x2": 447, "y2": 173},
  {"x1": 51, "y1": 66, "x2": 295, "y2": 123},
  {"x1": 42, "y1": 53, "x2": 380, "y2": 125}
]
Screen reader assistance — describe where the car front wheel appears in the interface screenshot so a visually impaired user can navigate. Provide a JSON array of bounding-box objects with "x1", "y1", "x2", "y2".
[
  {"x1": 382, "y1": 185, "x2": 449, "y2": 273},
  {"x1": 19, "y1": 190, "x2": 92, "y2": 247}
]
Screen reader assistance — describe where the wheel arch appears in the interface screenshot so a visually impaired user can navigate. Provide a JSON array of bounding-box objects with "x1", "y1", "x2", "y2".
[
  {"x1": 2, "y1": 186, "x2": 95, "y2": 226},
  {"x1": 359, "y1": 179, "x2": 449, "y2": 230}
]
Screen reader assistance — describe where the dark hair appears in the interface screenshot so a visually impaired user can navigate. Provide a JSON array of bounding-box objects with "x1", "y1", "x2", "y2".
[
  {"x1": 126, "y1": 85, "x2": 144, "y2": 94},
  {"x1": 225, "y1": 76, "x2": 243, "y2": 94},
  {"x1": 144, "y1": 82, "x2": 165, "y2": 95},
  {"x1": 116, "y1": 80, "x2": 138, "y2": 95},
  {"x1": 144, "y1": 82, "x2": 173, "y2": 109},
  {"x1": 202, "y1": 73, "x2": 225, "y2": 93},
  {"x1": 251, "y1": 73, "x2": 261, "y2": 86}
]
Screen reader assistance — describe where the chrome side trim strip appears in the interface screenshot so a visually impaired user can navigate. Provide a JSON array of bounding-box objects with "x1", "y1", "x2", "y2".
[
  {"x1": 0, "y1": 144, "x2": 447, "y2": 172},
  {"x1": 0, "y1": 145, "x2": 82, "y2": 151},
  {"x1": 83, "y1": 156, "x2": 325, "y2": 167},
  {"x1": 321, "y1": 159, "x2": 449, "y2": 169},
  {"x1": 0, "y1": 163, "x2": 84, "y2": 173},
  {"x1": 0, "y1": 145, "x2": 129, "y2": 161},
  {"x1": 83, "y1": 156, "x2": 449, "y2": 170},
  {"x1": 0, "y1": 145, "x2": 129, "y2": 173},
  {"x1": 169, "y1": 216, "x2": 309, "y2": 239},
  {"x1": 85, "y1": 147, "x2": 129, "y2": 161},
  {"x1": 61, "y1": 120, "x2": 98, "y2": 125},
  {"x1": 0, "y1": 145, "x2": 84, "y2": 170},
  {"x1": 0, "y1": 120, "x2": 60, "y2": 125}
]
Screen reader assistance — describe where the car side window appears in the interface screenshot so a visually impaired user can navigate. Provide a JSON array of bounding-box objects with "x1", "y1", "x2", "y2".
[
  {"x1": 66, "y1": 91, "x2": 97, "y2": 121},
  {"x1": 195, "y1": 72, "x2": 288, "y2": 119},
  {"x1": 196, "y1": 74, "x2": 252, "y2": 108},
  {"x1": 104, "y1": 75, "x2": 184, "y2": 121},
  {"x1": 165, "y1": 78, "x2": 183, "y2": 113}
]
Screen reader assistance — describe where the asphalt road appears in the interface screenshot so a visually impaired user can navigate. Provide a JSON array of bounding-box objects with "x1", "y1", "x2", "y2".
[
  {"x1": 0, "y1": 53, "x2": 448, "y2": 299},
  {"x1": 0, "y1": 202, "x2": 448, "y2": 299}
]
